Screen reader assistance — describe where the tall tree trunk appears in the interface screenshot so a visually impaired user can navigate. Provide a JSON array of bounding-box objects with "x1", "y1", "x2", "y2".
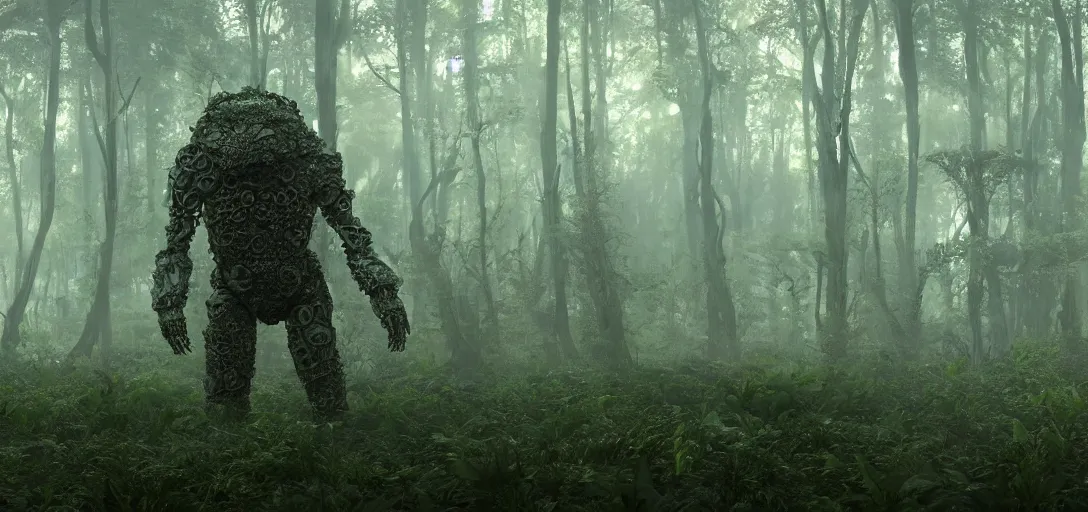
[
  {"x1": 892, "y1": 0, "x2": 922, "y2": 341},
  {"x1": 563, "y1": 0, "x2": 630, "y2": 366},
  {"x1": 244, "y1": 0, "x2": 262, "y2": 88},
  {"x1": 693, "y1": 0, "x2": 739, "y2": 360},
  {"x1": 143, "y1": 77, "x2": 161, "y2": 215},
  {"x1": 541, "y1": 0, "x2": 579, "y2": 361},
  {"x1": 314, "y1": 0, "x2": 350, "y2": 267},
  {"x1": 809, "y1": 0, "x2": 866, "y2": 361},
  {"x1": 1054, "y1": 0, "x2": 1084, "y2": 350},
  {"x1": 462, "y1": 0, "x2": 497, "y2": 331},
  {"x1": 794, "y1": 0, "x2": 818, "y2": 231},
  {"x1": 1, "y1": 1, "x2": 67, "y2": 356},
  {"x1": 78, "y1": 77, "x2": 101, "y2": 222},
  {"x1": 70, "y1": 0, "x2": 121, "y2": 363},
  {"x1": 0, "y1": 84, "x2": 23, "y2": 292}
]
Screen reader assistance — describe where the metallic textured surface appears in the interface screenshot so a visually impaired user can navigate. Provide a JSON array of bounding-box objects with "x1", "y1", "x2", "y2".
[{"x1": 150, "y1": 87, "x2": 409, "y2": 420}]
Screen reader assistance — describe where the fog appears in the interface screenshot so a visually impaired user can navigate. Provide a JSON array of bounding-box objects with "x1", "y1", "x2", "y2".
[{"x1": 0, "y1": 0, "x2": 1085, "y2": 509}]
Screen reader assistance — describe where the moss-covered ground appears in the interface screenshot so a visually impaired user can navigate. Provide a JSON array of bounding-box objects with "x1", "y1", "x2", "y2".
[{"x1": 1, "y1": 342, "x2": 1087, "y2": 511}]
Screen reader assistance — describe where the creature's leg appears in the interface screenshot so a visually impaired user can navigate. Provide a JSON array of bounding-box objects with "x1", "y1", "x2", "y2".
[
  {"x1": 285, "y1": 277, "x2": 347, "y2": 421},
  {"x1": 203, "y1": 287, "x2": 258, "y2": 418}
]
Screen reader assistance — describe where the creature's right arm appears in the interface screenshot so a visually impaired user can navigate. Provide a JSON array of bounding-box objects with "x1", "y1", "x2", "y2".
[{"x1": 151, "y1": 144, "x2": 207, "y2": 314}]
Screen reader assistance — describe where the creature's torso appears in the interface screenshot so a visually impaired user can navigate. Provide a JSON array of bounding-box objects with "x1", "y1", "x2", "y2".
[{"x1": 182, "y1": 92, "x2": 329, "y2": 323}]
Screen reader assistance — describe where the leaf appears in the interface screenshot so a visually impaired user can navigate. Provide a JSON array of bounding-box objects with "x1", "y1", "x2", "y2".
[
  {"x1": 447, "y1": 459, "x2": 480, "y2": 481},
  {"x1": 1011, "y1": 418, "x2": 1030, "y2": 444},
  {"x1": 825, "y1": 453, "x2": 844, "y2": 468},
  {"x1": 898, "y1": 475, "x2": 938, "y2": 496},
  {"x1": 635, "y1": 455, "x2": 663, "y2": 509},
  {"x1": 855, "y1": 455, "x2": 885, "y2": 505},
  {"x1": 701, "y1": 410, "x2": 724, "y2": 429}
]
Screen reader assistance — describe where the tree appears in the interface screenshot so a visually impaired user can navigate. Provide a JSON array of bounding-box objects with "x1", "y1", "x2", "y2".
[
  {"x1": 692, "y1": 0, "x2": 738, "y2": 360},
  {"x1": 541, "y1": 0, "x2": 578, "y2": 361},
  {"x1": 891, "y1": 0, "x2": 922, "y2": 343},
  {"x1": 0, "y1": 82, "x2": 22, "y2": 293},
  {"x1": 1, "y1": 0, "x2": 69, "y2": 356},
  {"x1": 806, "y1": 0, "x2": 869, "y2": 361},
  {"x1": 69, "y1": 0, "x2": 139, "y2": 363},
  {"x1": 1052, "y1": 0, "x2": 1084, "y2": 351}
]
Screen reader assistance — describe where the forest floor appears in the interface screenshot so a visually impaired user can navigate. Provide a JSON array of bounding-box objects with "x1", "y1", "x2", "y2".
[{"x1": 1, "y1": 342, "x2": 1087, "y2": 511}]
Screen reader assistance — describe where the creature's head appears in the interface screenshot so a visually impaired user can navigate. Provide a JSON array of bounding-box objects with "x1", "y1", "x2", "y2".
[
  {"x1": 188, "y1": 87, "x2": 321, "y2": 166},
  {"x1": 203, "y1": 87, "x2": 303, "y2": 121}
]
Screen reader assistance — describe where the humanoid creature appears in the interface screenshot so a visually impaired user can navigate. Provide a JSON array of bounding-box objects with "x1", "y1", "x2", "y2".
[{"x1": 150, "y1": 87, "x2": 410, "y2": 420}]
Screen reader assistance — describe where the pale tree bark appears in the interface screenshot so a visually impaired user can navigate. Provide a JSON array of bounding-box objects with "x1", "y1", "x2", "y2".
[
  {"x1": 560, "y1": 0, "x2": 630, "y2": 366},
  {"x1": 541, "y1": 0, "x2": 579, "y2": 361},
  {"x1": 693, "y1": 0, "x2": 739, "y2": 360},
  {"x1": 462, "y1": 0, "x2": 498, "y2": 331},
  {"x1": 891, "y1": 0, "x2": 922, "y2": 343},
  {"x1": 0, "y1": 83, "x2": 23, "y2": 293},
  {"x1": 313, "y1": 0, "x2": 351, "y2": 269},
  {"x1": 394, "y1": 0, "x2": 479, "y2": 368},
  {"x1": 1053, "y1": 0, "x2": 1084, "y2": 351},
  {"x1": 651, "y1": 0, "x2": 702, "y2": 268},
  {"x1": 1, "y1": 0, "x2": 68, "y2": 356},
  {"x1": 70, "y1": 0, "x2": 138, "y2": 363},
  {"x1": 806, "y1": 0, "x2": 868, "y2": 360},
  {"x1": 957, "y1": 0, "x2": 1010, "y2": 360},
  {"x1": 794, "y1": 0, "x2": 819, "y2": 232}
]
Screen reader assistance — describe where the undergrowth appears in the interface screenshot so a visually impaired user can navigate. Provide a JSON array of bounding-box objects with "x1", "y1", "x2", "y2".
[{"x1": 1, "y1": 342, "x2": 1087, "y2": 511}]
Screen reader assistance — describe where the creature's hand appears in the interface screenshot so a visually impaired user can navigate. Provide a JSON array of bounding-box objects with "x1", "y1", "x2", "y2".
[
  {"x1": 369, "y1": 287, "x2": 410, "y2": 352},
  {"x1": 157, "y1": 308, "x2": 192, "y2": 355}
]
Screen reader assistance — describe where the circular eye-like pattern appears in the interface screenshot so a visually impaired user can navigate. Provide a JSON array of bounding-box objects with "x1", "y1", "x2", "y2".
[
  {"x1": 213, "y1": 229, "x2": 239, "y2": 249},
  {"x1": 178, "y1": 190, "x2": 201, "y2": 212},
  {"x1": 222, "y1": 174, "x2": 239, "y2": 190},
  {"x1": 194, "y1": 173, "x2": 220, "y2": 195},
  {"x1": 303, "y1": 323, "x2": 334, "y2": 347},
  {"x1": 238, "y1": 189, "x2": 255, "y2": 207},
  {"x1": 254, "y1": 203, "x2": 272, "y2": 220},
  {"x1": 173, "y1": 168, "x2": 193, "y2": 189},
  {"x1": 226, "y1": 264, "x2": 253, "y2": 292},
  {"x1": 190, "y1": 152, "x2": 212, "y2": 172},
  {"x1": 280, "y1": 167, "x2": 296, "y2": 184},
  {"x1": 291, "y1": 303, "x2": 314, "y2": 327},
  {"x1": 278, "y1": 263, "x2": 303, "y2": 289},
  {"x1": 335, "y1": 194, "x2": 352, "y2": 213},
  {"x1": 274, "y1": 190, "x2": 291, "y2": 206},
  {"x1": 249, "y1": 234, "x2": 270, "y2": 255}
]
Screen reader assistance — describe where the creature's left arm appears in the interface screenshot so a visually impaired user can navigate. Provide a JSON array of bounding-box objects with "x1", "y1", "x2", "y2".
[
  {"x1": 151, "y1": 144, "x2": 206, "y2": 315},
  {"x1": 315, "y1": 150, "x2": 402, "y2": 296}
]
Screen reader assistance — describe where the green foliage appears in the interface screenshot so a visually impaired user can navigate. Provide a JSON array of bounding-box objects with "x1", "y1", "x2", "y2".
[{"x1": 2, "y1": 343, "x2": 1088, "y2": 510}]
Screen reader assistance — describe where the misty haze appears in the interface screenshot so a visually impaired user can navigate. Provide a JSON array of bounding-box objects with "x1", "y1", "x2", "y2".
[{"x1": 0, "y1": 0, "x2": 1086, "y2": 509}]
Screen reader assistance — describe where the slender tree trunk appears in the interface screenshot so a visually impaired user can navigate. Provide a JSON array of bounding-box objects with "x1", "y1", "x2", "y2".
[
  {"x1": 462, "y1": 0, "x2": 497, "y2": 330},
  {"x1": 693, "y1": 0, "x2": 738, "y2": 360},
  {"x1": 1, "y1": 2, "x2": 66, "y2": 356},
  {"x1": 0, "y1": 84, "x2": 23, "y2": 292},
  {"x1": 314, "y1": 0, "x2": 349, "y2": 268},
  {"x1": 892, "y1": 0, "x2": 922, "y2": 341},
  {"x1": 541, "y1": 0, "x2": 579, "y2": 361},
  {"x1": 1054, "y1": 0, "x2": 1085, "y2": 350},
  {"x1": 244, "y1": 0, "x2": 262, "y2": 88},
  {"x1": 70, "y1": 0, "x2": 120, "y2": 363}
]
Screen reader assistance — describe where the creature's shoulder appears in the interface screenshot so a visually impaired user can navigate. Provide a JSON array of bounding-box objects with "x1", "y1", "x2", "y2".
[
  {"x1": 169, "y1": 144, "x2": 214, "y2": 211},
  {"x1": 311, "y1": 148, "x2": 348, "y2": 207}
]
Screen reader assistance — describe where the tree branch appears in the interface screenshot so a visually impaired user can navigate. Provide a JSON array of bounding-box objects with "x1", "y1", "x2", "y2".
[
  {"x1": 361, "y1": 50, "x2": 400, "y2": 94},
  {"x1": 83, "y1": 0, "x2": 107, "y2": 69}
]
